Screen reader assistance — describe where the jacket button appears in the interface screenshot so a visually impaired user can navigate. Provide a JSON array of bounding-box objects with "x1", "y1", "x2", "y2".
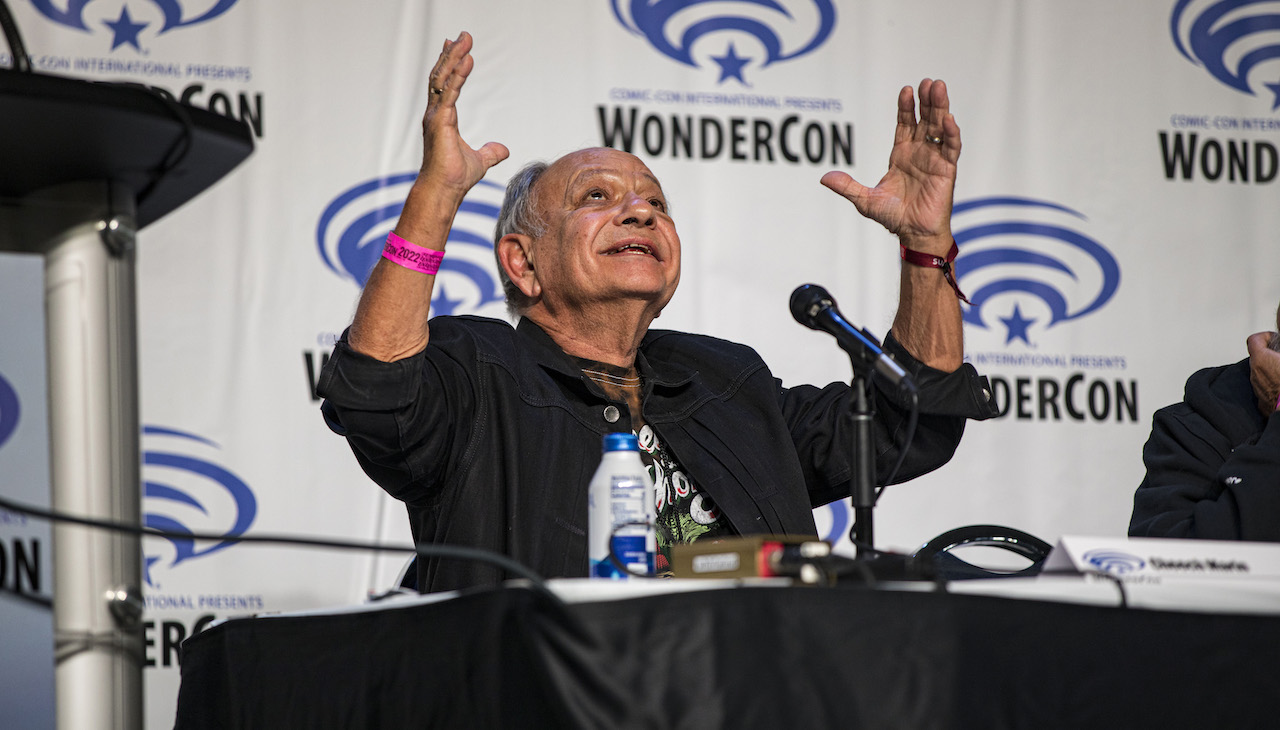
[{"x1": 603, "y1": 405, "x2": 620, "y2": 423}]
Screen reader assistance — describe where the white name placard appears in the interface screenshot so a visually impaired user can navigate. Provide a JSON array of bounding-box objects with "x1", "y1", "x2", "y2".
[{"x1": 1043, "y1": 535, "x2": 1280, "y2": 580}]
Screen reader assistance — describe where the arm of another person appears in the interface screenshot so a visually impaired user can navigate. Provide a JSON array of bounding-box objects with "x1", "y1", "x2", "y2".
[
  {"x1": 1131, "y1": 335, "x2": 1280, "y2": 541},
  {"x1": 818, "y1": 79, "x2": 964, "y2": 372},
  {"x1": 349, "y1": 31, "x2": 509, "y2": 362}
]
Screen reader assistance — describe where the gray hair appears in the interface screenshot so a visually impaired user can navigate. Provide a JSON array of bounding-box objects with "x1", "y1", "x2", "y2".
[{"x1": 493, "y1": 161, "x2": 550, "y2": 315}]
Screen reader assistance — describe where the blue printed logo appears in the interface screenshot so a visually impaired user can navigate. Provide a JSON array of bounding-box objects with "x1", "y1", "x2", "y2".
[
  {"x1": 1082, "y1": 549, "x2": 1147, "y2": 575},
  {"x1": 29, "y1": 0, "x2": 239, "y2": 52},
  {"x1": 142, "y1": 426, "x2": 256, "y2": 587},
  {"x1": 1171, "y1": 0, "x2": 1280, "y2": 109},
  {"x1": 816, "y1": 500, "x2": 849, "y2": 546},
  {"x1": 611, "y1": 0, "x2": 836, "y2": 85},
  {"x1": 0, "y1": 373, "x2": 19, "y2": 451},
  {"x1": 953, "y1": 197, "x2": 1121, "y2": 347},
  {"x1": 316, "y1": 174, "x2": 508, "y2": 317}
]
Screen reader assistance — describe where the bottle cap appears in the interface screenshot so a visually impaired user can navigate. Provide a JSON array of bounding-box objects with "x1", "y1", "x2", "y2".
[{"x1": 601, "y1": 432, "x2": 639, "y2": 452}]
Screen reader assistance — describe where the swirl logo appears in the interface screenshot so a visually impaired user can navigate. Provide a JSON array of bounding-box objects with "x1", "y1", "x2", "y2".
[
  {"x1": 0, "y1": 373, "x2": 19, "y2": 451},
  {"x1": 816, "y1": 500, "x2": 849, "y2": 546},
  {"x1": 1082, "y1": 549, "x2": 1147, "y2": 575},
  {"x1": 142, "y1": 426, "x2": 257, "y2": 587},
  {"x1": 1171, "y1": 0, "x2": 1280, "y2": 109},
  {"x1": 29, "y1": 0, "x2": 240, "y2": 52},
  {"x1": 611, "y1": 0, "x2": 836, "y2": 85},
  {"x1": 953, "y1": 197, "x2": 1121, "y2": 347},
  {"x1": 316, "y1": 174, "x2": 508, "y2": 317}
]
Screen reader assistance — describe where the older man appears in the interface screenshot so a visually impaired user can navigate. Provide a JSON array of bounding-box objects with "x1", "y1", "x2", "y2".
[
  {"x1": 1129, "y1": 303, "x2": 1280, "y2": 541},
  {"x1": 318, "y1": 32, "x2": 997, "y2": 592}
]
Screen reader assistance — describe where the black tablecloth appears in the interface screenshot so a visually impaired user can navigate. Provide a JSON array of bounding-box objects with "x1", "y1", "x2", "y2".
[{"x1": 174, "y1": 583, "x2": 1280, "y2": 729}]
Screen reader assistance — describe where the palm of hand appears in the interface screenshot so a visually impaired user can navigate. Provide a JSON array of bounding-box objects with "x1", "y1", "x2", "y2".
[{"x1": 861, "y1": 141, "x2": 957, "y2": 239}]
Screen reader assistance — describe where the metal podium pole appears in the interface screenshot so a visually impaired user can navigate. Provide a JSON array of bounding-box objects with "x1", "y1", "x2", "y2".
[
  {"x1": 2, "y1": 67, "x2": 255, "y2": 729},
  {"x1": 29, "y1": 182, "x2": 145, "y2": 730}
]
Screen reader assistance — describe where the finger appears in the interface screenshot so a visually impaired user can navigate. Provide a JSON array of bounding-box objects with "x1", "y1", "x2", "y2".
[
  {"x1": 942, "y1": 112, "x2": 961, "y2": 150},
  {"x1": 1247, "y1": 331, "x2": 1276, "y2": 358},
  {"x1": 819, "y1": 170, "x2": 871, "y2": 206},
  {"x1": 924, "y1": 78, "x2": 950, "y2": 127},
  {"x1": 916, "y1": 78, "x2": 935, "y2": 131},
  {"x1": 478, "y1": 141, "x2": 511, "y2": 170},
  {"x1": 429, "y1": 32, "x2": 473, "y2": 103},
  {"x1": 428, "y1": 38, "x2": 455, "y2": 96},
  {"x1": 918, "y1": 78, "x2": 952, "y2": 146},
  {"x1": 893, "y1": 85, "x2": 916, "y2": 146}
]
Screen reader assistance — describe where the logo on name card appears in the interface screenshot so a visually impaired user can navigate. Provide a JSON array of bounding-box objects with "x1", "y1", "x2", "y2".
[
  {"x1": 0, "y1": 373, "x2": 19, "y2": 451},
  {"x1": 953, "y1": 197, "x2": 1121, "y2": 347},
  {"x1": 316, "y1": 174, "x2": 507, "y2": 316},
  {"x1": 611, "y1": 0, "x2": 836, "y2": 85},
  {"x1": 141, "y1": 426, "x2": 257, "y2": 587},
  {"x1": 1082, "y1": 549, "x2": 1147, "y2": 575},
  {"x1": 29, "y1": 0, "x2": 241, "y2": 52},
  {"x1": 1171, "y1": 0, "x2": 1280, "y2": 109}
]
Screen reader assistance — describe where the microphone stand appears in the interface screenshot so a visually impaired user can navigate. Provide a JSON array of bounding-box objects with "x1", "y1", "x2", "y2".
[{"x1": 849, "y1": 371, "x2": 876, "y2": 559}]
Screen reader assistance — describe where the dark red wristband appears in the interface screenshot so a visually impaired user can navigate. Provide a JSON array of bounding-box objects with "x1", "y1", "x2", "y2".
[{"x1": 900, "y1": 239, "x2": 971, "y2": 305}]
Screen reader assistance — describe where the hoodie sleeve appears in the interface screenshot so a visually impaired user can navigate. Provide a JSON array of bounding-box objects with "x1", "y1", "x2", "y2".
[{"x1": 1129, "y1": 365, "x2": 1280, "y2": 541}]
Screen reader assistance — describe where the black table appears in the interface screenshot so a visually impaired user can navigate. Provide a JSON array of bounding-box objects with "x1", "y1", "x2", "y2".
[{"x1": 173, "y1": 580, "x2": 1280, "y2": 729}]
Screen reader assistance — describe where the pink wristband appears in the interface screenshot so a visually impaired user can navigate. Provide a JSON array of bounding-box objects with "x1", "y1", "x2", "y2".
[{"x1": 382, "y1": 232, "x2": 444, "y2": 275}]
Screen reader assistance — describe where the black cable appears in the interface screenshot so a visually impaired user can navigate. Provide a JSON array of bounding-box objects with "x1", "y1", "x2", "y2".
[
  {"x1": 0, "y1": 0, "x2": 31, "y2": 73},
  {"x1": 876, "y1": 387, "x2": 919, "y2": 498},
  {"x1": 0, "y1": 493, "x2": 561, "y2": 608},
  {"x1": 1093, "y1": 571, "x2": 1130, "y2": 609},
  {"x1": 0, "y1": 497, "x2": 656, "y2": 724},
  {"x1": 97, "y1": 81, "x2": 196, "y2": 209}
]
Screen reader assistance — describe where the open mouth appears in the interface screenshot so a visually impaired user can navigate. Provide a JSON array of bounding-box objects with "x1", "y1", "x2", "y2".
[{"x1": 606, "y1": 242, "x2": 657, "y2": 258}]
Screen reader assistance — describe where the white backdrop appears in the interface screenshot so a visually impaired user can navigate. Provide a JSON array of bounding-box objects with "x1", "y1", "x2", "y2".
[{"x1": 2, "y1": 1, "x2": 1279, "y2": 727}]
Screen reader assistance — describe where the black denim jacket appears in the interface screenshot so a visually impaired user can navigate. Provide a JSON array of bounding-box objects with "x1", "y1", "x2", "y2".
[{"x1": 319, "y1": 315, "x2": 996, "y2": 592}]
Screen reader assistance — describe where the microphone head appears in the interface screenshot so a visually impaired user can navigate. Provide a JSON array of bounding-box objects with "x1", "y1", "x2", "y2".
[{"x1": 790, "y1": 284, "x2": 835, "y2": 329}]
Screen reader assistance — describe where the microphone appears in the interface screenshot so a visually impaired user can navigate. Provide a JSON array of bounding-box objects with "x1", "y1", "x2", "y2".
[{"x1": 789, "y1": 283, "x2": 915, "y2": 392}]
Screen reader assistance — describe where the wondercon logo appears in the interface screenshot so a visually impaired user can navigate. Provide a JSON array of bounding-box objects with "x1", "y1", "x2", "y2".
[
  {"x1": 1171, "y1": 0, "x2": 1280, "y2": 110},
  {"x1": 953, "y1": 197, "x2": 1121, "y2": 347},
  {"x1": 142, "y1": 426, "x2": 257, "y2": 587},
  {"x1": 29, "y1": 0, "x2": 240, "y2": 52},
  {"x1": 1082, "y1": 549, "x2": 1147, "y2": 575},
  {"x1": 0, "y1": 372, "x2": 18, "y2": 451},
  {"x1": 316, "y1": 174, "x2": 508, "y2": 317},
  {"x1": 611, "y1": 0, "x2": 836, "y2": 85}
]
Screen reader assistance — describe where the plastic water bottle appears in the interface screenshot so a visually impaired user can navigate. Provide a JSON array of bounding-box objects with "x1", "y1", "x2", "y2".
[{"x1": 587, "y1": 432, "x2": 656, "y2": 579}]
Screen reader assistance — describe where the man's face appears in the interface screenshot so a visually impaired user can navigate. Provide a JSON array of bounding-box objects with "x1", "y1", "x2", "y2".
[{"x1": 527, "y1": 148, "x2": 681, "y2": 315}]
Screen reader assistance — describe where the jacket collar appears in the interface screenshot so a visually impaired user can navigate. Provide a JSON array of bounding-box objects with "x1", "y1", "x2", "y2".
[{"x1": 515, "y1": 317, "x2": 697, "y2": 391}]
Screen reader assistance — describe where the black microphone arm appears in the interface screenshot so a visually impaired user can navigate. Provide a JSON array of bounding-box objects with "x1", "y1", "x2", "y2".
[{"x1": 789, "y1": 283, "x2": 915, "y2": 393}]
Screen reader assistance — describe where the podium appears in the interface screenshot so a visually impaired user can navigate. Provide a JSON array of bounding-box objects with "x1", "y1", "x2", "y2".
[{"x1": 0, "y1": 69, "x2": 253, "y2": 729}]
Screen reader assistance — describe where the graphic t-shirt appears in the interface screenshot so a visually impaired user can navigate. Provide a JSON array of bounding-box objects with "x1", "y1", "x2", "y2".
[{"x1": 577, "y1": 358, "x2": 736, "y2": 574}]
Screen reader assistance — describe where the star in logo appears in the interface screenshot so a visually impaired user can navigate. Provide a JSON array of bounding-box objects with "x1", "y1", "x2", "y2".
[
  {"x1": 104, "y1": 6, "x2": 148, "y2": 52},
  {"x1": 144, "y1": 554, "x2": 162, "y2": 588},
  {"x1": 431, "y1": 283, "x2": 467, "y2": 316},
  {"x1": 1000, "y1": 303, "x2": 1035, "y2": 345},
  {"x1": 711, "y1": 43, "x2": 751, "y2": 85},
  {"x1": 1267, "y1": 78, "x2": 1280, "y2": 111}
]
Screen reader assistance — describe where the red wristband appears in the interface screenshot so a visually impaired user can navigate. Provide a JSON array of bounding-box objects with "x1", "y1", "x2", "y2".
[
  {"x1": 900, "y1": 239, "x2": 971, "y2": 305},
  {"x1": 382, "y1": 232, "x2": 444, "y2": 275}
]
